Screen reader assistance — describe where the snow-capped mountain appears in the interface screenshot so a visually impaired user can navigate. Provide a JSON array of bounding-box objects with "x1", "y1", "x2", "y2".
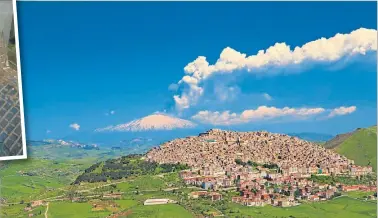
[{"x1": 95, "y1": 113, "x2": 196, "y2": 132}]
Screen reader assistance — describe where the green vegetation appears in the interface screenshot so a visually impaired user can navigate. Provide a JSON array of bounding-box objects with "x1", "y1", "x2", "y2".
[
  {"x1": 0, "y1": 158, "x2": 90, "y2": 203},
  {"x1": 28, "y1": 144, "x2": 132, "y2": 162},
  {"x1": 218, "y1": 197, "x2": 376, "y2": 218},
  {"x1": 335, "y1": 126, "x2": 377, "y2": 171},
  {"x1": 235, "y1": 159, "x2": 279, "y2": 169},
  {"x1": 128, "y1": 204, "x2": 193, "y2": 218},
  {"x1": 114, "y1": 199, "x2": 138, "y2": 209},
  {"x1": 323, "y1": 132, "x2": 354, "y2": 149},
  {"x1": 74, "y1": 154, "x2": 189, "y2": 184},
  {"x1": 1, "y1": 159, "x2": 376, "y2": 218},
  {"x1": 347, "y1": 191, "x2": 376, "y2": 200},
  {"x1": 2, "y1": 131, "x2": 377, "y2": 218},
  {"x1": 48, "y1": 202, "x2": 111, "y2": 218},
  {"x1": 0, "y1": 203, "x2": 29, "y2": 218},
  {"x1": 310, "y1": 174, "x2": 376, "y2": 185}
]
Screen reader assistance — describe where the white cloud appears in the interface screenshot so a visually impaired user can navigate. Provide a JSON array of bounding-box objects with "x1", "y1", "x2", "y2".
[
  {"x1": 106, "y1": 110, "x2": 116, "y2": 116},
  {"x1": 69, "y1": 123, "x2": 80, "y2": 131},
  {"x1": 174, "y1": 85, "x2": 204, "y2": 111},
  {"x1": 328, "y1": 106, "x2": 357, "y2": 117},
  {"x1": 214, "y1": 86, "x2": 240, "y2": 102},
  {"x1": 263, "y1": 93, "x2": 273, "y2": 101},
  {"x1": 174, "y1": 28, "x2": 377, "y2": 110},
  {"x1": 192, "y1": 106, "x2": 328, "y2": 125},
  {"x1": 192, "y1": 110, "x2": 241, "y2": 125},
  {"x1": 46, "y1": 130, "x2": 51, "y2": 134}
]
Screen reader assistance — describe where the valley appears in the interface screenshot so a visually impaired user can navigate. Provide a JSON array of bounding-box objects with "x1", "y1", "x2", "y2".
[{"x1": 0, "y1": 127, "x2": 376, "y2": 218}]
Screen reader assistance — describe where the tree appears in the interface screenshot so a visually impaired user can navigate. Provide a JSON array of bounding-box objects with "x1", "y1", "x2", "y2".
[
  {"x1": 235, "y1": 159, "x2": 244, "y2": 165},
  {"x1": 67, "y1": 186, "x2": 78, "y2": 201},
  {"x1": 294, "y1": 190, "x2": 300, "y2": 198}
]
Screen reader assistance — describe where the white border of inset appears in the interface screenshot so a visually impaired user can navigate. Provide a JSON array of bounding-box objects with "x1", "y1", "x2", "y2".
[{"x1": 0, "y1": 0, "x2": 27, "y2": 161}]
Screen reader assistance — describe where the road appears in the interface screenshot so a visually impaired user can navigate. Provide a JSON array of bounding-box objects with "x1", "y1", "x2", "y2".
[{"x1": 44, "y1": 202, "x2": 49, "y2": 218}]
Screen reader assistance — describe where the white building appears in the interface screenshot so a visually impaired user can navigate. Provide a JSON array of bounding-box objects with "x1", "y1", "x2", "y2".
[{"x1": 143, "y1": 199, "x2": 170, "y2": 205}]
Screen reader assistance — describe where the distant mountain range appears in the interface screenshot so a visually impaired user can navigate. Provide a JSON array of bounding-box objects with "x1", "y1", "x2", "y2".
[
  {"x1": 27, "y1": 124, "x2": 377, "y2": 172},
  {"x1": 27, "y1": 112, "x2": 376, "y2": 170},
  {"x1": 287, "y1": 132, "x2": 334, "y2": 142},
  {"x1": 44, "y1": 139, "x2": 99, "y2": 150}
]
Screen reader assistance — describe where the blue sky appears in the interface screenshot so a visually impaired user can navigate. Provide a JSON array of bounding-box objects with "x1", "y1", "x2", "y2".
[{"x1": 17, "y1": 2, "x2": 377, "y2": 140}]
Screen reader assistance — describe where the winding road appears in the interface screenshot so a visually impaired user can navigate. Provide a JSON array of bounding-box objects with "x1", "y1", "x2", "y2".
[{"x1": 44, "y1": 202, "x2": 49, "y2": 218}]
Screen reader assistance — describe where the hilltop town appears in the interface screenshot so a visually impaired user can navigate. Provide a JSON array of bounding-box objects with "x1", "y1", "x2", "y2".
[
  {"x1": 2, "y1": 129, "x2": 376, "y2": 218},
  {"x1": 147, "y1": 129, "x2": 372, "y2": 175},
  {"x1": 147, "y1": 129, "x2": 375, "y2": 207}
]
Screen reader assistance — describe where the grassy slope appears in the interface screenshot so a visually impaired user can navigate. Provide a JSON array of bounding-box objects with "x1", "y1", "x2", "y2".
[
  {"x1": 0, "y1": 158, "x2": 92, "y2": 203},
  {"x1": 2, "y1": 162, "x2": 376, "y2": 218},
  {"x1": 224, "y1": 197, "x2": 376, "y2": 218},
  {"x1": 47, "y1": 201, "x2": 192, "y2": 218},
  {"x1": 335, "y1": 126, "x2": 377, "y2": 172},
  {"x1": 128, "y1": 204, "x2": 193, "y2": 218},
  {"x1": 48, "y1": 202, "x2": 111, "y2": 218},
  {"x1": 323, "y1": 131, "x2": 355, "y2": 149}
]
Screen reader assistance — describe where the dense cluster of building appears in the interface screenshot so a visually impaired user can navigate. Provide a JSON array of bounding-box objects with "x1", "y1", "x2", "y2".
[
  {"x1": 147, "y1": 129, "x2": 372, "y2": 177},
  {"x1": 147, "y1": 129, "x2": 375, "y2": 207}
]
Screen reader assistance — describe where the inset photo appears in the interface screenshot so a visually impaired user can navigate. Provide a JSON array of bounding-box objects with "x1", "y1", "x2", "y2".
[{"x1": 0, "y1": 0, "x2": 26, "y2": 160}]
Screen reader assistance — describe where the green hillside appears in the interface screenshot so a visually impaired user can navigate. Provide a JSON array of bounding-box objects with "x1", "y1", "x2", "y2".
[{"x1": 326, "y1": 126, "x2": 377, "y2": 172}]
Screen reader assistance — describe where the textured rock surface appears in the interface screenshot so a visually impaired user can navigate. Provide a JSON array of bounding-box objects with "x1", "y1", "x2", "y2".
[{"x1": 0, "y1": 12, "x2": 23, "y2": 157}]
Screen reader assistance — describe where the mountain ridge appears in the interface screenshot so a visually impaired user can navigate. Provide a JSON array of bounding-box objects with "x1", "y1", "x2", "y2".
[
  {"x1": 287, "y1": 132, "x2": 334, "y2": 142},
  {"x1": 323, "y1": 125, "x2": 377, "y2": 171}
]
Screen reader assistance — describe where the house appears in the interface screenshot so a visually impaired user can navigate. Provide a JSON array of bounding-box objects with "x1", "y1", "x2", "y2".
[
  {"x1": 189, "y1": 191, "x2": 208, "y2": 199},
  {"x1": 261, "y1": 194, "x2": 270, "y2": 201},
  {"x1": 209, "y1": 192, "x2": 223, "y2": 201},
  {"x1": 342, "y1": 185, "x2": 360, "y2": 192},
  {"x1": 245, "y1": 198, "x2": 265, "y2": 207},
  {"x1": 202, "y1": 182, "x2": 213, "y2": 190},
  {"x1": 31, "y1": 200, "x2": 44, "y2": 207},
  {"x1": 223, "y1": 179, "x2": 233, "y2": 187},
  {"x1": 179, "y1": 170, "x2": 194, "y2": 178},
  {"x1": 278, "y1": 199, "x2": 290, "y2": 207},
  {"x1": 189, "y1": 191, "x2": 222, "y2": 201},
  {"x1": 271, "y1": 199, "x2": 279, "y2": 206},
  {"x1": 325, "y1": 190, "x2": 335, "y2": 199}
]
